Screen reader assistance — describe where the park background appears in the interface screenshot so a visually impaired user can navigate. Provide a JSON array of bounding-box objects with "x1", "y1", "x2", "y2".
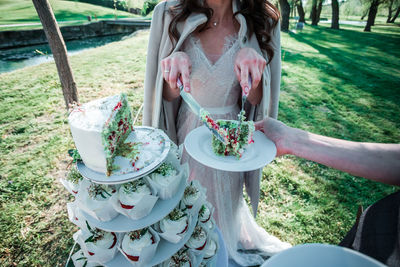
[{"x1": 0, "y1": 0, "x2": 399, "y2": 266}]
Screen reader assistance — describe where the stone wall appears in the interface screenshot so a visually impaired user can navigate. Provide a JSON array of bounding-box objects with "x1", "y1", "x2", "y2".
[{"x1": 0, "y1": 20, "x2": 150, "y2": 49}]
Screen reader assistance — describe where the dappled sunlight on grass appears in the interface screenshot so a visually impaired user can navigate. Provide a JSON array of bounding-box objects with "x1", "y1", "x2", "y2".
[{"x1": 0, "y1": 22, "x2": 399, "y2": 265}]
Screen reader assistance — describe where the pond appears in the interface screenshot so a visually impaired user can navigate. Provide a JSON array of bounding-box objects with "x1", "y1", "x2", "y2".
[{"x1": 0, "y1": 33, "x2": 133, "y2": 74}]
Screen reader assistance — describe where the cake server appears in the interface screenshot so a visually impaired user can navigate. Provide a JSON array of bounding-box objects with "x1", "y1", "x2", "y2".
[
  {"x1": 236, "y1": 76, "x2": 252, "y2": 138},
  {"x1": 177, "y1": 78, "x2": 228, "y2": 144}
]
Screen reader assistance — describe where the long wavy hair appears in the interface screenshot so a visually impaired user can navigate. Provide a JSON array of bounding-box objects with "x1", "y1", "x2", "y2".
[{"x1": 167, "y1": 0, "x2": 280, "y2": 64}]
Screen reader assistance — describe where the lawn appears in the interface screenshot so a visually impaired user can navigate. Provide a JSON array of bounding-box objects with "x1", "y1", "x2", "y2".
[
  {"x1": 0, "y1": 22, "x2": 399, "y2": 266},
  {"x1": 0, "y1": 0, "x2": 140, "y2": 31}
]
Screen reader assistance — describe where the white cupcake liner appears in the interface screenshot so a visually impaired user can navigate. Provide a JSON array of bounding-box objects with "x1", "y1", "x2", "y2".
[
  {"x1": 180, "y1": 180, "x2": 207, "y2": 215},
  {"x1": 60, "y1": 177, "x2": 81, "y2": 196},
  {"x1": 198, "y1": 201, "x2": 214, "y2": 223},
  {"x1": 185, "y1": 224, "x2": 211, "y2": 256},
  {"x1": 119, "y1": 227, "x2": 160, "y2": 266},
  {"x1": 73, "y1": 229, "x2": 120, "y2": 264},
  {"x1": 71, "y1": 249, "x2": 103, "y2": 267},
  {"x1": 153, "y1": 213, "x2": 192, "y2": 244},
  {"x1": 67, "y1": 201, "x2": 89, "y2": 231},
  {"x1": 113, "y1": 179, "x2": 159, "y2": 220},
  {"x1": 200, "y1": 232, "x2": 219, "y2": 266},
  {"x1": 148, "y1": 152, "x2": 188, "y2": 200},
  {"x1": 76, "y1": 180, "x2": 119, "y2": 222},
  {"x1": 199, "y1": 217, "x2": 216, "y2": 233}
]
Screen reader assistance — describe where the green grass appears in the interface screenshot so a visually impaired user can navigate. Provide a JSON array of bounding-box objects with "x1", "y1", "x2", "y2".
[
  {"x1": 0, "y1": 23, "x2": 399, "y2": 266},
  {"x1": 0, "y1": 0, "x2": 140, "y2": 31}
]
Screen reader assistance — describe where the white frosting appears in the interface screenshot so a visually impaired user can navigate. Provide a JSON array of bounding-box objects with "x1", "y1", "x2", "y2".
[
  {"x1": 151, "y1": 170, "x2": 178, "y2": 187},
  {"x1": 122, "y1": 231, "x2": 153, "y2": 255},
  {"x1": 183, "y1": 186, "x2": 200, "y2": 208},
  {"x1": 69, "y1": 95, "x2": 120, "y2": 131},
  {"x1": 199, "y1": 205, "x2": 211, "y2": 223},
  {"x1": 119, "y1": 182, "x2": 151, "y2": 206},
  {"x1": 68, "y1": 95, "x2": 121, "y2": 174},
  {"x1": 203, "y1": 239, "x2": 217, "y2": 259},
  {"x1": 160, "y1": 216, "x2": 188, "y2": 235},
  {"x1": 86, "y1": 232, "x2": 116, "y2": 251},
  {"x1": 186, "y1": 227, "x2": 207, "y2": 250}
]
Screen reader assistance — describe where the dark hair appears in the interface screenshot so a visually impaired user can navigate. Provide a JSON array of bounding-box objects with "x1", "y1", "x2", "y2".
[{"x1": 167, "y1": 0, "x2": 280, "y2": 64}]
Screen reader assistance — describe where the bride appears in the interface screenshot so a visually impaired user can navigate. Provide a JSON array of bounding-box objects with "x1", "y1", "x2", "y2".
[{"x1": 143, "y1": 0, "x2": 291, "y2": 265}]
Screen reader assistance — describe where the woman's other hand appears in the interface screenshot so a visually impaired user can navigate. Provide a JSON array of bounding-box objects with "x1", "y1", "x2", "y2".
[
  {"x1": 161, "y1": 52, "x2": 192, "y2": 101},
  {"x1": 234, "y1": 47, "x2": 266, "y2": 104},
  {"x1": 255, "y1": 117, "x2": 291, "y2": 157}
]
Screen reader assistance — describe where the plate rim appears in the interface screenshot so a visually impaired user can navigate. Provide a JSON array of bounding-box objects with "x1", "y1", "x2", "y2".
[{"x1": 76, "y1": 126, "x2": 171, "y2": 185}]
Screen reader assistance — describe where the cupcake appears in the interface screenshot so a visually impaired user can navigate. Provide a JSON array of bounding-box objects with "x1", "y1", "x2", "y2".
[
  {"x1": 115, "y1": 178, "x2": 158, "y2": 220},
  {"x1": 162, "y1": 248, "x2": 193, "y2": 267},
  {"x1": 78, "y1": 181, "x2": 119, "y2": 221},
  {"x1": 186, "y1": 225, "x2": 208, "y2": 251},
  {"x1": 61, "y1": 166, "x2": 83, "y2": 195},
  {"x1": 85, "y1": 228, "x2": 118, "y2": 256},
  {"x1": 119, "y1": 179, "x2": 151, "y2": 209},
  {"x1": 121, "y1": 227, "x2": 159, "y2": 265},
  {"x1": 149, "y1": 161, "x2": 181, "y2": 199},
  {"x1": 74, "y1": 226, "x2": 118, "y2": 264},
  {"x1": 181, "y1": 181, "x2": 205, "y2": 212},
  {"x1": 198, "y1": 203, "x2": 215, "y2": 232},
  {"x1": 202, "y1": 237, "x2": 218, "y2": 261},
  {"x1": 156, "y1": 207, "x2": 189, "y2": 244}
]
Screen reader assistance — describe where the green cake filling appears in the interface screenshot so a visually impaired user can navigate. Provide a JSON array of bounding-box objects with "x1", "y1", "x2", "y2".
[
  {"x1": 211, "y1": 119, "x2": 254, "y2": 159},
  {"x1": 101, "y1": 94, "x2": 135, "y2": 176}
]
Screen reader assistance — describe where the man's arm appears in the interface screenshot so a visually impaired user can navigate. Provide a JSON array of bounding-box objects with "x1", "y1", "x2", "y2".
[{"x1": 255, "y1": 118, "x2": 400, "y2": 186}]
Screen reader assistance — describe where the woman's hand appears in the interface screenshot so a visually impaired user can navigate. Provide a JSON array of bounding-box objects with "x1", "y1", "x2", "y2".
[
  {"x1": 234, "y1": 47, "x2": 266, "y2": 98},
  {"x1": 255, "y1": 117, "x2": 291, "y2": 157},
  {"x1": 161, "y1": 52, "x2": 191, "y2": 101}
]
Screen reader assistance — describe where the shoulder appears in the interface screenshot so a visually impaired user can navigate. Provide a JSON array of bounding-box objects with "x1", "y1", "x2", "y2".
[{"x1": 153, "y1": 0, "x2": 180, "y2": 14}]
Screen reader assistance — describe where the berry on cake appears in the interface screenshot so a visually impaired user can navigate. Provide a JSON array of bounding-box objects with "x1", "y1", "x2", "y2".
[{"x1": 211, "y1": 112, "x2": 255, "y2": 159}]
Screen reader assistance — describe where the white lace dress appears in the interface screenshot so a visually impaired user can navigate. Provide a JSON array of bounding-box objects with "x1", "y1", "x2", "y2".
[{"x1": 176, "y1": 34, "x2": 291, "y2": 266}]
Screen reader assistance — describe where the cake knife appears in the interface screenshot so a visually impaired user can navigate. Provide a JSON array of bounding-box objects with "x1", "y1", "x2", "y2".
[{"x1": 177, "y1": 78, "x2": 228, "y2": 144}]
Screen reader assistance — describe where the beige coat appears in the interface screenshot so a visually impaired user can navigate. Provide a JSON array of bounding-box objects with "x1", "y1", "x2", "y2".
[{"x1": 142, "y1": 0, "x2": 281, "y2": 216}]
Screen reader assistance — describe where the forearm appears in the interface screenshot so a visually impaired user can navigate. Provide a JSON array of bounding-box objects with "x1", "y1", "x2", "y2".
[{"x1": 286, "y1": 128, "x2": 400, "y2": 186}]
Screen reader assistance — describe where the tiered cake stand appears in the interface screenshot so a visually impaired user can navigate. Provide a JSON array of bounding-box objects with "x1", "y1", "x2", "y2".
[{"x1": 64, "y1": 127, "x2": 228, "y2": 267}]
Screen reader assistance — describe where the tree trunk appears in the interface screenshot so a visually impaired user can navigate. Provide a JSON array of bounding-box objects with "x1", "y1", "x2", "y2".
[
  {"x1": 279, "y1": 0, "x2": 291, "y2": 32},
  {"x1": 296, "y1": 0, "x2": 306, "y2": 23},
  {"x1": 389, "y1": 6, "x2": 400, "y2": 22},
  {"x1": 316, "y1": 0, "x2": 323, "y2": 23},
  {"x1": 364, "y1": 0, "x2": 380, "y2": 32},
  {"x1": 331, "y1": 0, "x2": 339, "y2": 29},
  {"x1": 311, "y1": 0, "x2": 318, "y2": 25},
  {"x1": 387, "y1": 0, "x2": 394, "y2": 22},
  {"x1": 32, "y1": 0, "x2": 78, "y2": 108}
]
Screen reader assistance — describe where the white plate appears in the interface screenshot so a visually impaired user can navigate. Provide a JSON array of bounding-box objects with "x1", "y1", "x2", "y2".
[
  {"x1": 261, "y1": 243, "x2": 386, "y2": 267},
  {"x1": 79, "y1": 175, "x2": 186, "y2": 232},
  {"x1": 77, "y1": 127, "x2": 171, "y2": 184},
  {"x1": 184, "y1": 126, "x2": 277, "y2": 172}
]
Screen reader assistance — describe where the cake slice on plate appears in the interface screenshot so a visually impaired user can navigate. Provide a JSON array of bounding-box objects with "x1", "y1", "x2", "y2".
[{"x1": 69, "y1": 93, "x2": 135, "y2": 175}]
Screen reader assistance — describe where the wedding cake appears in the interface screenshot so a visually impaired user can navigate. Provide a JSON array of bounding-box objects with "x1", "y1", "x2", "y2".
[
  {"x1": 63, "y1": 94, "x2": 223, "y2": 267},
  {"x1": 68, "y1": 94, "x2": 134, "y2": 176}
]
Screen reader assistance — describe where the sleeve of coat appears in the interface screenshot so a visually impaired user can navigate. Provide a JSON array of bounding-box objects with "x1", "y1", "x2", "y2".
[
  {"x1": 267, "y1": 20, "x2": 281, "y2": 119},
  {"x1": 143, "y1": 2, "x2": 166, "y2": 126}
]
